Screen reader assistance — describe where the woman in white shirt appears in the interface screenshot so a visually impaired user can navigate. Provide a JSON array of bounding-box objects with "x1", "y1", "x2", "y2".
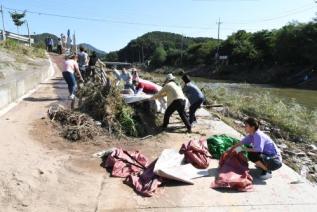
[{"x1": 63, "y1": 54, "x2": 84, "y2": 99}]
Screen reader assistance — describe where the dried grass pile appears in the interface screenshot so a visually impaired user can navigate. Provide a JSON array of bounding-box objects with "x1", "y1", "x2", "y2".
[{"x1": 48, "y1": 104, "x2": 102, "y2": 141}]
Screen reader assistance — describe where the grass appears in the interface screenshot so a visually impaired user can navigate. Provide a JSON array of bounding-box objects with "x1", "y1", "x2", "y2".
[
  {"x1": 0, "y1": 39, "x2": 46, "y2": 58},
  {"x1": 203, "y1": 86, "x2": 317, "y2": 143}
]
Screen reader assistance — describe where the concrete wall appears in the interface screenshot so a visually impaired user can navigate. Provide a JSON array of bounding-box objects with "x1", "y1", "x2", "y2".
[{"x1": 0, "y1": 59, "x2": 54, "y2": 111}]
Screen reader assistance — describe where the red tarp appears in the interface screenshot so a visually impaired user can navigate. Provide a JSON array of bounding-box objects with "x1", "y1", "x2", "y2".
[
  {"x1": 125, "y1": 160, "x2": 163, "y2": 197},
  {"x1": 104, "y1": 148, "x2": 162, "y2": 197},
  {"x1": 179, "y1": 139, "x2": 212, "y2": 169},
  {"x1": 211, "y1": 148, "x2": 253, "y2": 192},
  {"x1": 105, "y1": 148, "x2": 149, "y2": 178}
]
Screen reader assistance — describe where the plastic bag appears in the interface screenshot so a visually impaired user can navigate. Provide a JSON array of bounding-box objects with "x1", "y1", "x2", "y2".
[{"x1": 207, "y1": 135, "x2": 240, "y2": 159}]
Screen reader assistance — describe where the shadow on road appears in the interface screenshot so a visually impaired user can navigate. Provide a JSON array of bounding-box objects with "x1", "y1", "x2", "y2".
[{"x1": 23, "y1": 97, "x2": 64, "y2": 102}]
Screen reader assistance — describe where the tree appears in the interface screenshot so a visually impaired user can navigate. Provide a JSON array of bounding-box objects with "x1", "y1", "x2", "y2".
[
  {"x1": 150, "y1": 45, "x2": 167, "y2": 68},
  {"x1": 251, "y1": 30, "x2": 275, "y2": 64},
  {"x1": 105, "y1": 51, "x2": 118, "y2": 62},
  {"x1": 10, "y1": 11, "x2": 26, "y2": 34},
  {"x1": 220, "y1": 30, "x2": 258, "y2": 65}
]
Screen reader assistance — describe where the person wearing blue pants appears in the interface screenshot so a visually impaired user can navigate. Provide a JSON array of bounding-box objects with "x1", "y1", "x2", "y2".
[{"x1": 62, "y1": 54, "x2": 84, "y2": 100}]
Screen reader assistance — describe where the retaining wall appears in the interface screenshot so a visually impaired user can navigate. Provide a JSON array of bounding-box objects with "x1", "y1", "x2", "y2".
[{"x1": 0, "y1": 58, "x2": 54, "y2": 111}]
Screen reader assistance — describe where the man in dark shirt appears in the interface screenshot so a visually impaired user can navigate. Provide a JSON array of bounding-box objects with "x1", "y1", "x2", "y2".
[{"x1": 182, "y1": 74, "x2": 205, "y2": 124}]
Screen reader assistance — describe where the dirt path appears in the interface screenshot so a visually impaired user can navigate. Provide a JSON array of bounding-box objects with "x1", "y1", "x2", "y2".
[{"x1": 1, "y1": 54, "x2": 317, "y2": 211}]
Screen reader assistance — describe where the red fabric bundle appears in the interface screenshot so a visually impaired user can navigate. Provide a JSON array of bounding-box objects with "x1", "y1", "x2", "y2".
[
  {"x1": 104, "y1": 148, "x2": 162, "y2": 197},
  {"x1": 105, "y1": 148, "x2": 149, "y2": 178},
  {"x1": 179, "y1": 139, "x2": 212, "y2": 169},
  {"x1": 125, "y1": 160, "x2": 163, "y2": 197},
  {"x1": 211, "y1": 149, "x2": 253, "y2": 192}
]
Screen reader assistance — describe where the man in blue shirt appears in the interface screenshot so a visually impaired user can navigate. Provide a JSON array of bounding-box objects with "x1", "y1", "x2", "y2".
[{"x1": 181, "y1": 74, "x2": 205, "y2": 124}]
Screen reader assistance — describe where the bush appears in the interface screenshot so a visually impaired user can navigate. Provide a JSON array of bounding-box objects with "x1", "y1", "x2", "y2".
[{"x1": 0, "y1": 39, "x2": 46, "y2": 58}]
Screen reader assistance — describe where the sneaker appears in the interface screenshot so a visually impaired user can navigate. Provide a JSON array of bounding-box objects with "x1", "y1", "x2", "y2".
[
  {"x1": 258, "y1": 170, "x2": 272, "y2": 180},
  {"x1": 69, "y1": 94, "x2": 75, "y2": 100}
]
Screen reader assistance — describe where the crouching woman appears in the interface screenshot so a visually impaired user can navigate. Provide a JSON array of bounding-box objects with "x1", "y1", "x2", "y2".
[{"x1": 231, "y1": 117, "x2": 282, "y2": 180}]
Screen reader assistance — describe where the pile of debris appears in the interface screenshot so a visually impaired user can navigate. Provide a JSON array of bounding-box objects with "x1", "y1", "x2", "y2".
[
  {"x1": 48, "y1": 104, "x2": 102, "y2": 141},
  {"x1": 49, "y1": 75, "x2": 161, "y2": 141}
]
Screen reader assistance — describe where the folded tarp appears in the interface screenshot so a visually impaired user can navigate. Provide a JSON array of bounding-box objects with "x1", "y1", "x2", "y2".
[
  {"x1": 104, "y1": 148, "x2": 162, "y2": 197},
  {"x1": 207, "y1": 134, "x2": 240, "y2": 159},
  {"x1": 154, "y1": 149, "x2": 210, "y2": 184},
  {"x1": 211, "y1": 148, "x2": 253, "y2": 192},
  {"x1": 122, "y1": 94, "x2": 167, "y2": 113},
  {"x1": 122, "y1": 94, "x2": 152, "y2": 104},
  {"x1": 104, "y1": 148, "x2": 149, "y2": 178},
  {"x1": 125, "y1": 160, "x2": 163, "y2": 197},
  {"x1": 179, "y1": 139, "x2": 212, "y2": 169}
]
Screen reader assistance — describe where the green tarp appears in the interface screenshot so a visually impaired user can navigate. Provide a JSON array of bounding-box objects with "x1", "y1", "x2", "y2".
[{"x1": 207, "y1": 135, "x2": 240, "y2": 159}]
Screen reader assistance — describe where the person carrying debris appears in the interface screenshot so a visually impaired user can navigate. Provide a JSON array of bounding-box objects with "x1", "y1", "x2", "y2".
[
  {"x1": 77, "y1": 46, "x2": 89, "y2": 80},
  {"x1": 181, "y1": 74, "x2": 205, "y2": 125},
  {"x1": 62, "y1": 54, "x2": 84, "y2": 100},
  {"x1": 230, "y1": 117, "x2": 282, "y2": 180},
  {"x1": 133, "y1": 79, "x2": 160, "y2": 95},
  {"x1": 152, "y1": 74, "x2": 191, "y2": 132}
]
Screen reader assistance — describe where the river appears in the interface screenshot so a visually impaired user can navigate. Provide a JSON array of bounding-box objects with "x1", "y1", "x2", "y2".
[
  {"x1": 148, "y1": 73, "x2": 317, "y2": 110},
  {"x1": 195, "y1": 78, "x2": 317, "y2": 110}
]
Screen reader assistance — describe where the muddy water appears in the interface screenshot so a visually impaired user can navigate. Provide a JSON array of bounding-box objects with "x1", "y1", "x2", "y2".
[
  {"x1": 148, "y1": 73, "x2": 317, "y2": 110},
  {"x1": 196, "y1": 79, "x2": 317, "y2": 110}
]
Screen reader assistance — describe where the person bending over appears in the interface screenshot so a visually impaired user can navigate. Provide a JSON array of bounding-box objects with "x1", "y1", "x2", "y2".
[
  {"x1": 133, "y1": 79, "x2": 159, "y2": 95},
  {"x1": 181, "y1": 74, "x2": 205, "y2": 124},
  {"x1": 152, "y1": 74, "x2": 191, "y2": 133}
]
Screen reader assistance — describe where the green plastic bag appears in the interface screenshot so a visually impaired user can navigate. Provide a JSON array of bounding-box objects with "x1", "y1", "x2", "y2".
[{"x1": 207, "y1": 135, "x2": 240, "y2": 159}]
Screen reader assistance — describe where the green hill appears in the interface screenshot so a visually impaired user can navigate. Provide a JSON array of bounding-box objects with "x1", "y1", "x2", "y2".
[
  {"x1": 31, "y1": 33, "x2": 106, "y2": 57},
  {"x1": 105, "y1": 31, "x2": 217, "y2": 66},
  {"x1": 77, "y1": 43, "x2": 106, "y2": 57},
  {"x1": 31, "y1": 33, "x2": 59, "y2": 48}
]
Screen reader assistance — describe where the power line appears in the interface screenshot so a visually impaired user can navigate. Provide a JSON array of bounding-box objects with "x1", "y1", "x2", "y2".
[
  {"x1": 3, "y1": 6, "x2": 216, "y2": 30},
  {"x1": 2, "y1": 3, "x2": 315, "y2": 33},
  {"x1": 226, "y1": 3, "x2": 317, "y2": 24}
]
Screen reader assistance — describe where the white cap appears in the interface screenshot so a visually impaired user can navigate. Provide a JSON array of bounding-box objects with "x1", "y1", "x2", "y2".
[{"x1": 165, "y1": 73, "x2": 176, "y2": 82}]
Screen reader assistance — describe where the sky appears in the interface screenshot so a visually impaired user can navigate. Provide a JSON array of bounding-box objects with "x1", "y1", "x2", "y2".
[{"x1": 1, "y1": 0, "x2": 316, "y2": 52}]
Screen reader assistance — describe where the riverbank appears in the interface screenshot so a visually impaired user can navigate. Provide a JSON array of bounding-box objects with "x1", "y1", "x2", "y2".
[
  {"x1": 139, "y1": 71, "x2": 317, "y2": 183},
  {"x1": 149, "y1": 65, "x2": 317, "y2": 90},
  {"x1": 202, "y1": 88, "x2": 317, "y2": 183}
]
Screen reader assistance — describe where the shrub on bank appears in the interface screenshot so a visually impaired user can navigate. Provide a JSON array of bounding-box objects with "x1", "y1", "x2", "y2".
[
  {"x1": 204, "y1": 87, "x2": 317, "y2": 143},
  {"x1": 0, "y1": 39, "x2": 46, "y2": 58}
]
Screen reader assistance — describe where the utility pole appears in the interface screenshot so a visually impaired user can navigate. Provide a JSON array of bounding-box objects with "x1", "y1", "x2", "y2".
[
  {"x1": 141, "y1": 45, "x2": 144, "y2": 64},
  {"x1": 215, "y1": 17, "x2": 223, "y2": 60},
  {"x1": 26, "y1": 20, "x2": 31, "y2": 46},
  {"x1": 180, "y1": 34, "x2": 184, "y2": 65},
  {"x1": 0, "y1": 5, "x2": 6, "y2": 41}
]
